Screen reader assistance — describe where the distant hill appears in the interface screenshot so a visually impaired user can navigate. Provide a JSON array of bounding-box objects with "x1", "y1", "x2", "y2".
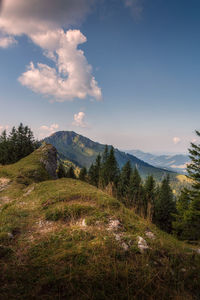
[
  {"x1": 43, "y1": 131, "x2": 174, "y2": 180},
  {"x1": 126, "y1": 149, "x2": 190, "y2": 174}
]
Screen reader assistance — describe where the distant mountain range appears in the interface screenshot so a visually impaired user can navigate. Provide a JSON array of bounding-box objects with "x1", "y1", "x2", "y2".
[
  {"x1": 125, "y1": 150, "x2": 190, "y2": 174},
  {"x1": 43, "y1": 131, "x2": 174, "y2": 180}
]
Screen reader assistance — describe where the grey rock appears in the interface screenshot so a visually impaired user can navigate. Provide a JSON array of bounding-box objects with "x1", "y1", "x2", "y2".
[{"x1": 40, "y1": 143, "x2": 58, "y2": 179}]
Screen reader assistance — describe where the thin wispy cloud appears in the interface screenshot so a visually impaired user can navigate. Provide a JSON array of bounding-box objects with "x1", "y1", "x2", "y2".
[
  {"x1": 0, "y1": 124, "x2": 9, "y2": 132},
  {"x1": 0, "y1": 0, "x2": 101, "y2": 102},
  {"x1": 0, "y1": 34, "x2": 17, "y2": 48},
  {"x1": 173, "y1": 137, "x2": 181, "y2": 145},
  {"x1": 123, "y1": 0, "x2": 144, "y2": 20}
]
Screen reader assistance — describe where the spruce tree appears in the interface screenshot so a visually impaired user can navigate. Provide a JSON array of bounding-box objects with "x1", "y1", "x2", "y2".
[
  {"x1": 66, "y1": 166, "x2": 76, "y2": 179},
  {"x1": 0, "y1": 123, "x2": 38, "y2": 165},
  {"x1": 106, "y1": 146, "x2": 119, "y2": 186},
  {"x1": 57, "y1": 162, "x2": 67, "y2": 178},
  {"x1": 117, "y1": 161, "x2": 132, "y2": 201},
  {"x1": 127, "y1": 167, "x2": 142, "y2": 210},
  {"x1": 99, "y1": 145, "x2": 109, "y2": 188},
  {"x1": 88, "y1": 163, "x2": 96, "y2": 186},
  {"x1": 0, "y1": 130, "x2": 9, "y2": 165},
  {"x1": 154, "y1": 175, "x2": 176, "y2": 233},
  {"x1": 144, "y1": 175, "x2": 156, "y2": 220},
  {"x1": 79, "y1": 167, "x2": 87, "y2": 181},
  {"x1": 173, "y1": 130, "x2": 200, "y2": 240}
]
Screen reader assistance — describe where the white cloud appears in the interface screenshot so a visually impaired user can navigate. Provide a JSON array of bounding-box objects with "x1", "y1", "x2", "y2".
[
  {"x1": 39, "y1": 123, "x2": 59, "y2": 138},
  {"x1": 0, "y1": 0, "x2": 101, "y2": 102},
  {"x1": 18, "y1": 30, "x2": 102, "y2": 101},
  {"x1": 123, "y1": 0, "x2": 144, "y2": 19},
  {"x1": 0, "y1": 0, "x2": 93, "y2": 36},
  {"x1": 73, "y1": 112, "x2": 87, "y2": 128},
  {"x1": 0, "y1": 35, "x2": 17, "y2": 48},
  {"x1": 173, "y1": 137, "x2": 181, "y2": 145}
]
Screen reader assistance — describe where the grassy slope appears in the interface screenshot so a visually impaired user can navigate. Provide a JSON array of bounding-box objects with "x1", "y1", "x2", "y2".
[{"x1": 0, "y1": 150, "x2": 200, "y2": 299}]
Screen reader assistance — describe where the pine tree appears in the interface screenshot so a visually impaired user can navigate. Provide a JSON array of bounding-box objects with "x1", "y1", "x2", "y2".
[
  {"x1": 127, "y1": 167, "x2": 142, "y2": 211},
  {"x1": 187, "y1": 130, "x2": 200, "y2": 192},
  {"x1": 117, "y1": 161, "x2": 132, "y2": 201},
  {"x1": 0, "y1": 123, "x2": 38, "y2": 165},
  {"x1": 66, "y1": 166, "x2": 76, "y2": 179},
  {"x1": 79, "y1": 167, "x2": 87, "y2": 181},
  {"x1": 106, "y1": 146, "x2": 119, "y2": 186},
  {"x1": 88, "y1": 164, "x2": 96, "y2": 186},
  {"x1": 0, "y1": 130, "x2": 9, "y2": 165},
  {"x1": 57, "y1": 162, "x2": 67, "y2": 178},
  {"x1": 173, "y1": 189, "x2": 190, "y2": 238},
  {"x1": 99, "y1": 145, "x2": 109, "y2": 188},
  {"x1": 143, "y1": 175, "x2": 156, "y2": 220},
  {"x1": 173, "y1": 130, "x2": 200, "y2": 240},
  {"x1": 154, "y1": 175, "x2": 176, "y2": 233}
]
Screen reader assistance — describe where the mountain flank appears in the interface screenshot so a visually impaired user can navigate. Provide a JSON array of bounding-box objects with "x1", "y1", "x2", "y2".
[{"x1": 43, "y1": 131, "x2": 175, "y2": 180}]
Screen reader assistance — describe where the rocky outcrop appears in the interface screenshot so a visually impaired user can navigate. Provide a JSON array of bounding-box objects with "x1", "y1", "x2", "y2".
[
  {"x1": 39, "y1": 143, "x2": 58, "y2": 179},
  {"x1": 0, "y1": 178, "x2": 10, "y2": 192}
]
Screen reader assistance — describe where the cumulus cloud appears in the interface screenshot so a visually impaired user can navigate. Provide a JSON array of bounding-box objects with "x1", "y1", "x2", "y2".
[
  {"x1": 18, "y1": 30, "x2": 102, "y2": 101},
  {"x1": 0, "y1": 0, "x2": 93, "y2": 35},
  {"x1": 0, "y1": 34, "x2": 17, "y2": 48},
  {"x1": 73, "y1": 112, "x2": 87, "y2": 128},
  {"x1": 173, "y1": 137, "x2": 181, "y2": 145},
  {"x1": 39, "y1": 123, "x2": 59, "y2": 138},
  {"x1": 123, "y1": 0, "x2": 144, "y2": 19},
  {"x1": 0, "y1": 0, "x2": 101, "y2": 101}
]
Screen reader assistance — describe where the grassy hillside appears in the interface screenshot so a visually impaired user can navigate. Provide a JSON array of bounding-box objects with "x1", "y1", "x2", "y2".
[
  {"x1": 0, "y1": 147, "x2": 199, "y2": 299},
  {"x1": 43, "y1": 131, "x2": 174, "y2": 180}
]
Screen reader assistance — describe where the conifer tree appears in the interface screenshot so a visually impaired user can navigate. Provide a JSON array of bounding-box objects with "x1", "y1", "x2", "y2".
[
  {"x1": 79, "y1": 167, "x2": 87, "y2": 181},
  {"x1": 66, "y1": 166, "x2": 76, "y2": 179},
  {"x1": 106, "y1": 146, "x2": 119, "y2": 186},
  {"x1": 0, "y1": 123, "x2": 38, "y2": 165},
  {"x1": 0, "y1": 130, "x2": 9, "y2": 165},
  {"x1": 154, "y1": 175, "x2": 176, "y2": 233},
  {"x1": 144, "y1": 175, "x2": 156, "y2": 220},
  {"x1": 117, "y1": 161, "x2": 132, "y2": 200},
  {"x1": 127, "y1": 167, "x2": 142, "y2": 210},
  {"x1": 57, "y1": 162, "x2": 67, "y2": 178},
  {"x1": 99, "y1": 145, "x2": 109, "y2": 188},
  {"x1": 173, "y1": 130, "x2": 200, "y2": 240},
  {"x1": 88, "y1": 163, "x2": 96, "y2": 186}
]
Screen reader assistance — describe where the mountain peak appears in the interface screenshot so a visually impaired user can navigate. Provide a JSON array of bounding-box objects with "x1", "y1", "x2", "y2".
[{"x1": 43, "y1": 131, "x2": 174, "y2": 180}]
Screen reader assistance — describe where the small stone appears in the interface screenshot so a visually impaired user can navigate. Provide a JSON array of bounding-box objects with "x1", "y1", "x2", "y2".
[
  {"x1": 138, "y1": 236, "x2": 149, "y2": 252},
  {"x1": 181, "y1": 268, "x2": 186, "y2": 272},
  {"x1": 81, "y1": 219, "x2": 87, "y2": 227},
  {"x1": 121, "y1": 242, "x2": 129, "y2": 251},
  {"x1": 145, "y1": 230, "x2": 156, "y2": 240},
  {"x1": 108, "y1": 219, "x2": 121, "y2": 232},
  {"x1": 7, "y1": 233, "x2": 14, "y2": 239}
]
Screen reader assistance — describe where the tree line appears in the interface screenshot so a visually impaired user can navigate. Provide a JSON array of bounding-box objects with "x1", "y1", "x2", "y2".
[
  {"x1": 77, "y1": 132, "x2": 200, "y2": 240},
  {"x1": 0, "y1": 123, "x2": 39, "y2": 165},
  {"x1": 75, "y1": 145, "x2": 177, "y2": 234}
]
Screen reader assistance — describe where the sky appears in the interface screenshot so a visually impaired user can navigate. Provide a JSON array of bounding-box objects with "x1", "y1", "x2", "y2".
[{"x1": 0, "y1": 0, "x2": 199, "y2": 154}]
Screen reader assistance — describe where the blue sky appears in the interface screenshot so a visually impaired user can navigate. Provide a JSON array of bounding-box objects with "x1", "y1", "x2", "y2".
[{"x1": 0, "y1": 0, "x2": 199, "y2": 154}]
